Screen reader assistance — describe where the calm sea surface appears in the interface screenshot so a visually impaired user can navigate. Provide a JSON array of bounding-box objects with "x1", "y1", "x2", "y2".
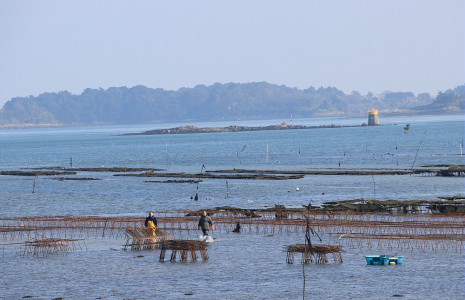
[{"x1": 1, "y1": 114, "x2": 464, "y2": 299}]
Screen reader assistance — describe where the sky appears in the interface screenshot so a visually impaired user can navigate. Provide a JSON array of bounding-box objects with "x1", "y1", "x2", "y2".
[{"x1": 0, "y1": 0, "x2": 464, "y2": 107}]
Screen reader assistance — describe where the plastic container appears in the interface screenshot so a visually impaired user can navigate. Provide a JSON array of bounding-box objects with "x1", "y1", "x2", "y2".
[{"x1": 365, "y1": 255, "x2": 403, "y2": 265}]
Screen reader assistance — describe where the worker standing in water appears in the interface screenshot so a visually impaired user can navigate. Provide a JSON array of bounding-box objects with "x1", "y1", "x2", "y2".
[
  {"x1": 198, "y1": 211, "x2": 214, "y2": 236},
  {"x1": 145, "y1": 211, "x2": 157, "y2": 237}
]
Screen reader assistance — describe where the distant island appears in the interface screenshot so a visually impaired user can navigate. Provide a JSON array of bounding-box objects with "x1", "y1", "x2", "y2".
[
  {"x1": 1, "y1": 82, "x2": 463, "y2": 127},
  {"x1": 120, "y1": 122, "x2": 349, "y2": 136}
]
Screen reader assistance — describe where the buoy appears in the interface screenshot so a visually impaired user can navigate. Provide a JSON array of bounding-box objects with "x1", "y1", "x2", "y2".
[{"x1": 296, "y1": 187, "x2": 300, "y2": 191}]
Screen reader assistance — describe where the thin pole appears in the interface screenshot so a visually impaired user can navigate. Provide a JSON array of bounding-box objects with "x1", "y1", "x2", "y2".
[{"x1": 266, "y1": 144, "x2": 269, "y2": 162}]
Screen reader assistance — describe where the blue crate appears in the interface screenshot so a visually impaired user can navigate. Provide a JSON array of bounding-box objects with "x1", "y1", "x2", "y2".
[{"x1": 365, "y1": 255, "x2": 403, "y2": 265}]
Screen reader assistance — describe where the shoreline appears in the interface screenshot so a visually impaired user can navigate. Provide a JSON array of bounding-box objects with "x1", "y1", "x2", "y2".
[{"x1": 1, "y1": 111, "x2": 464, "y2": 130}]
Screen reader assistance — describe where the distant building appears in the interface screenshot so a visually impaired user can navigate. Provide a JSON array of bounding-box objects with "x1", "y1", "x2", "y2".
[{"x1": 368, "y1": 109, "x2": 379, "y2": 126}]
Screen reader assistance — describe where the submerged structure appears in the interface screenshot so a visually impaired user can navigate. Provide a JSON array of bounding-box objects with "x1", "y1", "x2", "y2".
[
  {"x1": 123, "y1": 227, "x2": 170, "y2": 250},
  {"x1": 1, "y1": 208, "x2": 464, "y2": 262},
  {"x1": 159, "y1": 240, "x2": 209, "y2": 262},
  {"x1": 368, "y1": 109, "x2": 379, "y2": 126},
  {"x1": 286, "y1": 244, "x2": 343, "y2": 264}
]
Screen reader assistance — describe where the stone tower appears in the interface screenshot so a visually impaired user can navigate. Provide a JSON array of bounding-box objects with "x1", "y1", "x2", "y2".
[{"x1": 368, "y1": 109, "x2": 379, "y2": 126}]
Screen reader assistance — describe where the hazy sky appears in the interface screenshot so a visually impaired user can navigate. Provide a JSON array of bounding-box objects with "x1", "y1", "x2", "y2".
[{"x1": 1, "y1": 0, "x2": 464, "y2": 106}]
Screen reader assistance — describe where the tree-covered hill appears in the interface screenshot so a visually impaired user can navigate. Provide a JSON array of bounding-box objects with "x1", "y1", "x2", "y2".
[
  {"x1": 411, "y1": 85, "x2": 464, "y2": 113},
  {"x1": 0, "y1": 82, "x2": 463, "y2": 126}
]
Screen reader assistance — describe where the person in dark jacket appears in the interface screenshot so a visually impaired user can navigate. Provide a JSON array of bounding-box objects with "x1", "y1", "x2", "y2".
[
  {"x1": 197, "y1": 211, "x2": 214, "y2": 236},
  {"x1": 145, "y1": 211, "x2": 157, "y2": 237}
]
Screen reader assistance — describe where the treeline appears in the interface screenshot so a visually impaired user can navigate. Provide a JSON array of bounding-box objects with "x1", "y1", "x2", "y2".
[{"x1": 0, "y1": 82, "x2": 463, "y2": 126}]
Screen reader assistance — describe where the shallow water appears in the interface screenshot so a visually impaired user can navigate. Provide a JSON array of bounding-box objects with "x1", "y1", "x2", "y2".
[
  {"x1": 1, "y1": 114, "x2": 464, "y2": 217},
  {"x1": 1, "y1": 114, "x2": 464, "y2": 299},
  {"x1": 1, "y1": 231, "x2": 464, "y2": 300}
]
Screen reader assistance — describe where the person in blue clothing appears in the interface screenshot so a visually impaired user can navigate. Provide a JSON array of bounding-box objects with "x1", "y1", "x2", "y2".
[
  {"x1": 145, "y1": 211, "x2": 157, "y2": 237},
  {"x1": 197, "y1": 211, "x2": 214, "y2": 236}
]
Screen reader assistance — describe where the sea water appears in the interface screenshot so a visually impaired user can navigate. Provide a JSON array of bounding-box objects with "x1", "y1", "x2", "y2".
[{"x1": 0, "y1": 114, "x2": 464, "y2": 299}]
